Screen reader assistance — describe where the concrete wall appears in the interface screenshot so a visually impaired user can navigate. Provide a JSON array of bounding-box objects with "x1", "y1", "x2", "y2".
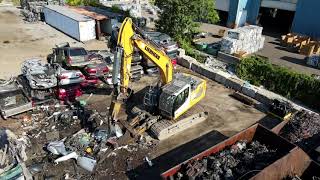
[
  {"x1": 261, "y1": 0, "x2": 297, "y2": 11},
  {"x1": 215, "y1": 0, "x2": 230, "y2": 11},
  {"x1": 227, "y1": 0, "x2": 261, "y2": 27},
  {"x1": 292, "y1": 0, "x2": 320, "y2": 39}
]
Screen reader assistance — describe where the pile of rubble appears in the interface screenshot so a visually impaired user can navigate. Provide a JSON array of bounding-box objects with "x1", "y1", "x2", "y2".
[
  {"x1": 280, "y1": 111, "x2": 320, "y2": 144},
  {"x1": 204, "y1": 57, "x2": 228, "y2": 71},
  {"x1": 0, "y1": 129, "x2": 31, "y2": 179},
  {"x1": 0, "y1": 97, "x2": 157, "y2": 179},
  {"x1": 174, "y1": 141, "x2": 277, "y2": 180},
  {"x1": 20, "y1": 0, "x2": 63, "y2": 22},
  {"x1": 220, "y1": 25, "x2": 265, "y2": 55}
]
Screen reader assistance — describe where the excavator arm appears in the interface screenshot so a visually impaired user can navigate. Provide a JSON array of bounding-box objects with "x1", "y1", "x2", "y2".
[{"x1": 109, "y1": 17, "x2": 173, "y2": 121}]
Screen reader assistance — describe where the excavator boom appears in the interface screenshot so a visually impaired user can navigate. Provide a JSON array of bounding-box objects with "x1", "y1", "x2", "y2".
[
  {"x1": 109, "y1": 17, "x2": 174, "y2": 120},
  {"x1": 117, "y1": 18, "x2": 173, "y2": 91}
]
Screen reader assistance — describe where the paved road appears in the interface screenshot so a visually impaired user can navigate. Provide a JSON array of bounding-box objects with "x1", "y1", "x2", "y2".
[{"x1": 199, "y1": 23, "x2": 320, "y2": 76}]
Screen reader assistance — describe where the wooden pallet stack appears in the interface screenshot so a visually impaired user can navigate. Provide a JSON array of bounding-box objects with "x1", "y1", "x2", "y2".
[
  {"x1": 281, "y1": 33, "x2": 320, "y2": 56},
  {"x1": 281, "y1": 33, "x2": 320, "y2": 68}
]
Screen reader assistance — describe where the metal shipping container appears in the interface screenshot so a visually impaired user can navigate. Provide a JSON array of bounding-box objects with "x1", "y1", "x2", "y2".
[
  {"x1": 43, "y1": 5, "x2": 96, "y2": 42},
  {"x1": 161, "y1": 124, "x2": 300, "y2": 179}
]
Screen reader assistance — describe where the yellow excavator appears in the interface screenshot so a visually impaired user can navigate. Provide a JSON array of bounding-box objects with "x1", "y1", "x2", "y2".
[{"x1": 109, "y1": 18, "x2": 207, "y2": 139}]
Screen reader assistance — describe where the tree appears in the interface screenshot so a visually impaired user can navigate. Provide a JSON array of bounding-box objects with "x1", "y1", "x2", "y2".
[{"x1": 155, "y1": 0, "x2": 219, "y2": 42}]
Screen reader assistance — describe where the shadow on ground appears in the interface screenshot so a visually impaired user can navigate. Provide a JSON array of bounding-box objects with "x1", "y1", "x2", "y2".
[{"x1": 280, "y1": 56, "x2": 306, "y2": 66}]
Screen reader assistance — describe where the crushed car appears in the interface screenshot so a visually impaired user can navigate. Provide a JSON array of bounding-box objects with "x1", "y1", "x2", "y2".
[
  {"x1": 0, "y1": 79, "x2": 33, "y2": 119},
  {"x1": 143, "y1": 31, "x2": 178, "y2": 69},
  {"x1": 21, "y1": 59, "x2": 85, "y2": 87},
  {"x1": 21, "y1": 58, "x2": 57, "y2": 89},
  {"x1": 88, "y1": 50, "x2": 144, "y2": 85},
  {"x1": 21, "y1": 59, "x2": 85, "y2": 100},
  {"x1": 55, "y1": 84, "x2": 83, "y2": 102}
]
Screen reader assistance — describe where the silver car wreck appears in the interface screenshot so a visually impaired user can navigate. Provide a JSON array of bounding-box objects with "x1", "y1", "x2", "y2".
[
  {"x1": 22, "y1": 59, "x2": 85, "y2": 88},
  {"x1": 21, "y1": 59, "x2": 58, "y2": 89}
]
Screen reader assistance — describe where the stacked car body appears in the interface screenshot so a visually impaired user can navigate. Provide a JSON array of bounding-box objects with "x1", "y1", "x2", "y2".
[{"x1": 21, "y1": 59, "x2": 85, "y2": 102}]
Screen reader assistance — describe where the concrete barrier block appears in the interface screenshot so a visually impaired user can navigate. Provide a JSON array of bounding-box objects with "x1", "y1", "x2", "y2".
[
  {"x1": 255, "y1": 88, "x2": 284, "y2": 105},
  {"x1": 200, "y1": 66, "x2": 217, "y2": 80},
  {"x1": 177, "y1": 48, "x2": 185, "y2": 57},
  {"x1": 241, "y1": 85, "x2": 259, "y2": 98},
  {"x1": 225, "y1": 77, "x2": 244, "y2": 91},
  {"x1": 214, "y1": 70, "x2": 231, "y2": 85},
  {"x1": 191, "y1": 62, "x2": 202, "y2": 73},
  {"x1": 177, "y1": 57, "x2": 192, "y2": 69},
  {"x1": 217, "y1": 51, "x2": 241, "y2": 65},
  {"x1": 192, "y1": 64, "x2": 218, "y2": 80}
]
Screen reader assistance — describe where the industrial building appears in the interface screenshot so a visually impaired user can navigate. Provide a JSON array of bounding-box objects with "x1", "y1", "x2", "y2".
[{"x1": 215, "y1": 0, "x2": 320, "y2": 39}]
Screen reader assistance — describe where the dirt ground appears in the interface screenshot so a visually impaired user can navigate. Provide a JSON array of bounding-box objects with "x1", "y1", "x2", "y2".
[
  {"x1": 0, "y1": 6, "x2": 106, "y2": 79},
  {"x1": 0, "y1": 68, "x2": 271, "y2": 179},
  {"x1": 199, "y1": 23, "x2": 320, "y2": 76}
]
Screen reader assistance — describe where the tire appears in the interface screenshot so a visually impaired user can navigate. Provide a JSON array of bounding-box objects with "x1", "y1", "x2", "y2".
[{"x1": 47, "y1": 54, "x2": 54, "y2": 64}]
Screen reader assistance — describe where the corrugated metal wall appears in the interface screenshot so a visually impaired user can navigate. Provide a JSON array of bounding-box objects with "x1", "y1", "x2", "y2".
[
  {"x1": 44, "y1": 7, "x2": 80, "y2": 40},
  {"x1": 227, "y1": 0, "x2": 239, "y2": 27},
  {"x1": 247, "y1": 0, "x2": 261, "y2": 24},
  {"x1": 292, "y1": 0, "x2": 320, "y2": 39}
]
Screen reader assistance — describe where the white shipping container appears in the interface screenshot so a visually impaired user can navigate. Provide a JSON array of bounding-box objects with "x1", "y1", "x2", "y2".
[{"x1": 44, "y1": 5, "x2": 96, "y2": 42}]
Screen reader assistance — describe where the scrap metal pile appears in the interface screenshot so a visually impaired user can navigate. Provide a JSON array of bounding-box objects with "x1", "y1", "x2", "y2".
[
  {"x1": 279, "y1": 111, "x2": 320, "y2": 144},
  {"x1": 174, "y1": 141, "x2": 277, "y2": 180},
  {"x1": 220, "y1": 25, "x2": 265, "y2": 55},
  {"x1": 21, "y1": 59, "x2": 58, "y2": 89},
  {"x1": 0, "y1": 129, "x2": 31, "y2": 179},
  {"x1": 20, "y1": 0, "x2": 62, "y2": 22}
]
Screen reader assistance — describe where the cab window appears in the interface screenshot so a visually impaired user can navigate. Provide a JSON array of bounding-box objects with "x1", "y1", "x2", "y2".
[{"x1": 173, "y1": 88, "x2": 189, "y2": 112}]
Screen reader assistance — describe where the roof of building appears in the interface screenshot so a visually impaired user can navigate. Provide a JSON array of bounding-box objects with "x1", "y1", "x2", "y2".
[
  {"x1": 44, "y1": 5, "x2": 94, "y2": 22},
  {"x1": 68, "y1": 6, "x2": 108, "y2": 21},
  {"x1": 83, "y1": 6, "x2": 124, "y2": 19}
]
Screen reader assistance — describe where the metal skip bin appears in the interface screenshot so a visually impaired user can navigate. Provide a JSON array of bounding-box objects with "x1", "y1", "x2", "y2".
[{"x1": 160, "y1": 124, "x2": 318, "y2": 180}]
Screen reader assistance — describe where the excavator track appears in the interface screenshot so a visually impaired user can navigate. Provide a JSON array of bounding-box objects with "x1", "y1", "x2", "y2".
[{"x1": 150, "y1": 111, "x2": 208, "y2": 140}]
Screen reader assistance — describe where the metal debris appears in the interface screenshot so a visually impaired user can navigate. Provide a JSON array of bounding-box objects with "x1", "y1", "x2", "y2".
[
  {"x1": 174, "y1": 141, "x2": 277, "y2": 180},
  {"x1": 280, "y1": 111, "x2": 320, "y2": 143},
  {"x1": 204, "y1": 56, "x2": 227, "y2": 71},
  {"x1": 0, "y1": 128, "x2": 31, "y2": 179}
]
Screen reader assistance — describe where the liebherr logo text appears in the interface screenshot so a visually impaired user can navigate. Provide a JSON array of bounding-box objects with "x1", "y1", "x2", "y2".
[{"x1": 145, "y1": 46, "x2": 160, "y2": 60}]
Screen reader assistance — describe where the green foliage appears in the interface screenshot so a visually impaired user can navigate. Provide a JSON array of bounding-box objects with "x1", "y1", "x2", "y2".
[
  {"x1": 237, "y1": 56, "x2": 320, "y2": 111},
  {"x1": 110, "y1": 5, "x2": 131, "y2": 18},
  {"x1": 155, "y1": 0, "x2": 219, "y2": 42},
  {"x1": 111, "y1": 5, "x2": 122, "y2": 13},
  {"x1": 66, "y1": 0, "x2": 100, "y2": 6},
  {"x1": 177, "y1": 36, "x2": 206, "y2": 63}
]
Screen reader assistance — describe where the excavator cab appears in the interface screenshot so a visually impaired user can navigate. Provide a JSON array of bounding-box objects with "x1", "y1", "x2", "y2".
[{"x1": 157, "y1": 73, "x2": 206, "y2": 120}]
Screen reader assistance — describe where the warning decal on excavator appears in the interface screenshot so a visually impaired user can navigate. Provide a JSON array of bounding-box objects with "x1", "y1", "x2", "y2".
[{"x1": 145, "y1": 46, "x2": 160, "y2": 60}]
